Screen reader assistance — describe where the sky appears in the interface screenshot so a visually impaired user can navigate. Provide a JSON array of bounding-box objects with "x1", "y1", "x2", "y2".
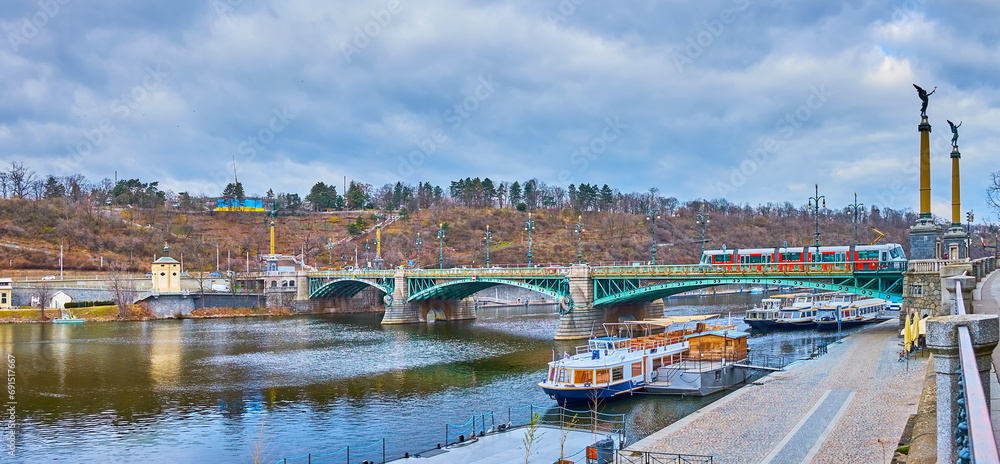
[{"x1": 2, "y1": 0, "x2": 999, "y2": 222}]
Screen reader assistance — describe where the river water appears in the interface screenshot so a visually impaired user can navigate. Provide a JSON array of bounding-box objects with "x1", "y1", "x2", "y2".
[{"x1": 7, "y1": 293, "x2": 872, "y2": 463}]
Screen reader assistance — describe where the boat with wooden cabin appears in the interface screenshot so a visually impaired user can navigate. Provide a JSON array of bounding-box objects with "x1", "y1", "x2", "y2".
[
  {"x1": 813, "y1": 294, "x2": 885, "y2": 329},
  {"x1": 538, "y1": 315, "x2": 731, "y2": 404},
  {"x1": 644, "y1": 329, "x2": 750, "y2": 396}
]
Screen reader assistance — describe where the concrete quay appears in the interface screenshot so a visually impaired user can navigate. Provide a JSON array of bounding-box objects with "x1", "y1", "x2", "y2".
[{"x1": 629, "y1": 320, "x2": 930, "y2": 463}]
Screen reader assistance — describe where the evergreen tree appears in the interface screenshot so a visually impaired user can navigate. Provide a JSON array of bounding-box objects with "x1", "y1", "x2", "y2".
[
  {"x1": 509, "y1": 181, "x2": 522, "y2": 208},
  {"x1": 43, "y1": 175, "x2": 65, "y2": 198}
]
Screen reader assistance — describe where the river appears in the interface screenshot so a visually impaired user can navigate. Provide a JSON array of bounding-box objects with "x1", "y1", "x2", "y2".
[{"x1": 7, "y1": 293, "x2": 872, "y2": 463}]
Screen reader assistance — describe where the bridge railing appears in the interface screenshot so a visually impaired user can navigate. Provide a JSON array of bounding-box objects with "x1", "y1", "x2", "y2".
[{"x1": 927, "y1": 278, "x2": 999, "y2": 463}]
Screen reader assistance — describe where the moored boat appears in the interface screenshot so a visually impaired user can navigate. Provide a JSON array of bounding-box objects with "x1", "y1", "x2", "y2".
[
  {"x1": 814, "y1": 295, "x2": 885, "y2": 329},
  {"x1": 538, "y1": 315, "x2": 730, "y2": 404},
  {"x1": 644, "y1": 329, "x2": 750, "y2": 396}
]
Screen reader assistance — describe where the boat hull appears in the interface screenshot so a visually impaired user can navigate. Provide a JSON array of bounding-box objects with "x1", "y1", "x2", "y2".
[
  {"x1": 539, "y1": 380, "x2": 642, "y2": 404},
  {"x1": 771, "y1": 321, "x2": 817, "y2": 330},
  {"x1": 744, "y1": 319, "x2": 776, "y2": 330},
  {"x1": 814, "y1": 318, "x2": 876, "y2": 330}
]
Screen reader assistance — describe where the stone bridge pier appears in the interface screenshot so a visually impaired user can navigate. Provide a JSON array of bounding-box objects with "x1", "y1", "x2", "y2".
[
  {"x1": 382, "y1": 268, "x2": 476, "y2": 324},
  {"x1": 554, "y1": 265, "x2": 664, "y2": 340}
]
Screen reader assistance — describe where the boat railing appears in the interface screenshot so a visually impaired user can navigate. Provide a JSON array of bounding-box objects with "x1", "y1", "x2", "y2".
[{"x1": 522, "y1": 404, "x2": 628, "y2": 445}]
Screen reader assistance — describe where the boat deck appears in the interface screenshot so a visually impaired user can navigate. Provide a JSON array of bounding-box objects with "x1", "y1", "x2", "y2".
[{"x1": 388, "y1": 425, "x2": 608, "y2": 464}]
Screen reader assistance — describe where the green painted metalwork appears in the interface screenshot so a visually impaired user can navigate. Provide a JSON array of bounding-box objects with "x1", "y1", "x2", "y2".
[
  {"x1": 408, "y1": 278, "x2": 438, "y2": 296},
  {"x1": 593, "y1": 278, "x2": 641, "y2": 300},
  {"x1": 591, "y1": 276, "x2": 903, "y2": 307},
  {"x1": 309, "y1": 278, "x2": 391, "y2": 299},
  {"x1": 407, "y1": 278, "x2": 568, "y2": 302}
]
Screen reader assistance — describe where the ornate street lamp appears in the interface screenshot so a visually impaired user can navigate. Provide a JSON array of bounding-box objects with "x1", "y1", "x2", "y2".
[
  {"x1": 575, "y1": 215, "x2": 586, "y2": 264},
  {"x1": 484, "y1": 225, "x2": 492, "y2": 268},
  {"x1": 438, "y1": 223, "x2": 445, "y2": 269},
  {"x1": 807, "y1": 184, "x2": 826, "y2": 259},
  {"x1": 416, "y1": 232, "x2": 422, "y2": 269},
  {"x1": 646, "y1": 199, "x2": 660, "y2": 265},
  {"x1": 846, "y1": 192, "x2": 865, "y2": 246},
  {"x1": 525, "y1": 213, "x2": 534, "y2": 267},
  {"x1": 696, "y1": 202, "x2": 710, "y2": 254}
]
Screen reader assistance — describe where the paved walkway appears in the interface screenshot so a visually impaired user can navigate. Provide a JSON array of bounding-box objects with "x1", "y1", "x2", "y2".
[
  {"x1": 630, "y1": 321, "x2": 928, "y2": 463},
  {"x1": 973, "y1": 269, "x2": 1000, "y2": 380}
]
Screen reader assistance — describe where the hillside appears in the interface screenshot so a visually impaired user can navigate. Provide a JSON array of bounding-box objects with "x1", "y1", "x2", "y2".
[{"x1": 0, "y1": 196, "x2": 953, "y2": 274}]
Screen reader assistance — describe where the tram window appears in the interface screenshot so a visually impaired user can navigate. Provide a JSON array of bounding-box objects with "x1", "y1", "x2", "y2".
[
  {"x1": 596, "y1": 369, "x2": 610, "y2": 383},
  {"x1": 611, "y1": 367, "x2": 624, "y2": 382},
  {"x1": 822, "y1": 253, "x2": 837, "y2": 262},
  {"x1": 890, "y1": 248, "x2": 900, "y2": 259},
  {"x1": 631, "y1": 362, "x2": 642, "y2": 377},
  {"x1": 574, "y1": 370, "x2": 593, "y2": 384},
  {"x1": 780, "y1": 252, "x2": 802, "y2": 262}
]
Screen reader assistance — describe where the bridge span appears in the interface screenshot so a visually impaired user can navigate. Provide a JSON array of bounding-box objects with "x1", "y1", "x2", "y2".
[{"x1": 302, "y1": 262, "x2": 906, "y2": 339}]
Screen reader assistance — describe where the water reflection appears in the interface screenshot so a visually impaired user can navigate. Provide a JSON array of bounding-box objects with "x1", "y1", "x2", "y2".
[{"x1": 9, "y1": 293, "x2": 871, "y2": 462}]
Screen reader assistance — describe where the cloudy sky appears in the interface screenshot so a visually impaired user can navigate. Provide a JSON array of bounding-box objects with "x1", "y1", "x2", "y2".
[{"x1": 2, "y1": 0, "x2": 999, "y2": 220}]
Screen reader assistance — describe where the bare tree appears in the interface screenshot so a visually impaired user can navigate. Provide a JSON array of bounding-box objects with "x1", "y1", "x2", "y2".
[
  {"x1": 107, "y1": 263, "x2": 138, "y2": 319},
  {"x1": 7, "y1": 162, "x2": 36, "y2": 199},
  {"x1": 0, "y1": 172, "x2": 8, "y2": 198},
  {"x1": 33, "y1": 283, "x2": 53, "y2": 320},
  {"x1": 988, "y1": 171, "x2": 1000, "y2": 217}
]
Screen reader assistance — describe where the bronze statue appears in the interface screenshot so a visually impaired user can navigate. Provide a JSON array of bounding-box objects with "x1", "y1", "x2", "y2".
[
  {"x1": 947, "y1": 119, "x2": 962, "y2": 148},
  {"x1": 913, "y1": 84, "x2": 936, "y2": 119}
]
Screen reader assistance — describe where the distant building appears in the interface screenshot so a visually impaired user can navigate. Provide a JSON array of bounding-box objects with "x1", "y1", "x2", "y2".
[
  {"x1": 152, "y1": 256, "x2": 182, "y2": 293},
  {"x1": 0, "y1": 278, "x2": 11, "y2": 309},
  {"x1": 215, "y1": 199, "x2": 265, "y2": 212},
  {"x1": 51, "y1": 291, "x2": 72, "y2": 310}
]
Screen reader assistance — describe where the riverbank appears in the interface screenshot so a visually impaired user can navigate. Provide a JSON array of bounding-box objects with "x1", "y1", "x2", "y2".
[
  {"x1": 0, "y1": 304, "x2": 295, "y2": 323},
  {"x1": 629, "y1": 320, "x2": 927, "y2": 463}
]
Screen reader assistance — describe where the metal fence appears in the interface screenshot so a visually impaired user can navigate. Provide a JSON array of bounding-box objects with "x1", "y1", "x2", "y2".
[
  {"x1": 273, "y1": 438, "x2": 385, "y2": 464},
  {"x1": 615, "y1": 449, "x2": 713, "y2": 464}
]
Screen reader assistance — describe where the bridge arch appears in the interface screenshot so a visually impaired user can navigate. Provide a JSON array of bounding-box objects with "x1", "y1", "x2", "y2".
[
  {"x1": 407, "y1": 278, "x2": 567, "y2": 303},
  {"x1": 309, "y1": 278, "x2": 391, "y2": 299},
  {"x1": 591, "y1": 277, "x2": 902, "y2": 307}
]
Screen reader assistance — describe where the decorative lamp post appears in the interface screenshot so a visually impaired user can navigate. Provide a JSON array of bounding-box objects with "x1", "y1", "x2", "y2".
[
  {"x1": 807, "y1": 184, "x2": 826, "y2": 256},
  {"x1": 326, "y1": 239, "x2": 333, "y2": 267},
  {"x1": 525, "y1": 213, "x2": 534, "y2": 267},
  {"x1": 364, "y1": 240, "x2": 370, "y2": 268},
  {"x1": 846, "y1": 192, "x2": 865, "y2": 246},
  {"x1": 484, "y1": 225, "x2": 492, "y2": 268},
  {"x1": 416, "y1": 232, "x2": 422, "y2": 269},
  {"x1": 696, "y1": 202, "x2": 710, "y2": 254},
  {"x1": 575, "y1": 215, "x2": 586, "y2": 264},
  {"x1": 646, "y1": 199, "x2": 660, "y2": 265},
  {"x1": 438, "y1": 223, "x2": 445, "y2": 269}
]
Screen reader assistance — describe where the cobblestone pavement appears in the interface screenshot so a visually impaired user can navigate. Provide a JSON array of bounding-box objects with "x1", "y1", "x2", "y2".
[{"x1": 632, "y1": 321, "x2": 928, "y2": 463}]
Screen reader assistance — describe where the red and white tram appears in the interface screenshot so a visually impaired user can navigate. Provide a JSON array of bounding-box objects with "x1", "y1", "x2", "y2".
[{"x1": 699, "y1": 243, "x2": 906, "y2": 272}]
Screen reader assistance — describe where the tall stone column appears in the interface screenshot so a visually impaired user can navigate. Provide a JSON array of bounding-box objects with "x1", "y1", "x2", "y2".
[
  {"x1": 555, "y1": 264, "x2": 599, "y2": 340},
  {"x1": 942, "y1": 144, "x2": 969, "y2": 259},
  {"x1": 382, "y1": 268, "x2": 419, "y2": 324},
  {"x1": 909, "y1": 115, "x2": 942, "y2": 259},
  {"x1": 926, "y1": 314, "x2": 999, "y2": 463}
]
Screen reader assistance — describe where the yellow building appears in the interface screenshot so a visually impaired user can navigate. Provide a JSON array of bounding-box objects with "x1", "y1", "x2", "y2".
[
  {"x1": 0, "y1": 278, "x2": 11, "y2": 309},
  {"x1": 151, "y1": 257, "x2": 182, "y2": 293}
]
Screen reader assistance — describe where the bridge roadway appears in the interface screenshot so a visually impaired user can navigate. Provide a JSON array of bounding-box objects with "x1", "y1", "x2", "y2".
[{"x1": 301, "y1": 262, "x2": 905, "y2": 340}]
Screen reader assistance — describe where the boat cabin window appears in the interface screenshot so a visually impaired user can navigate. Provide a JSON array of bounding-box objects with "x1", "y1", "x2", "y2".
[
  {"x1": 611, "y1": 367, "x2": 624, "y2": 382},
  {"x1": 554, "y1": 368, "x2": 572, "y2": 383},
  {"x1": 596, "y1": 369, "x2": 610, "y2": 383},
  {"x1": 574, "y1": 370, "x2": 593, "y2": 384},
  {"x1": 631, "y1": 362, "x2": 642, "y2": 377},
  {"x1": 652, "y1": 357, "x2": 662, "y2": 369}
]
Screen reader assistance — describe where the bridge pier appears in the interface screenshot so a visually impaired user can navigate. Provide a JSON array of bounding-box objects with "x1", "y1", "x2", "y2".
[
  {"x1": 382, "y1": 268, "x2": 419, "y2": 324},
  {"x1": 413, "y1": 298, "x2": 477, "y2": 322}
]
